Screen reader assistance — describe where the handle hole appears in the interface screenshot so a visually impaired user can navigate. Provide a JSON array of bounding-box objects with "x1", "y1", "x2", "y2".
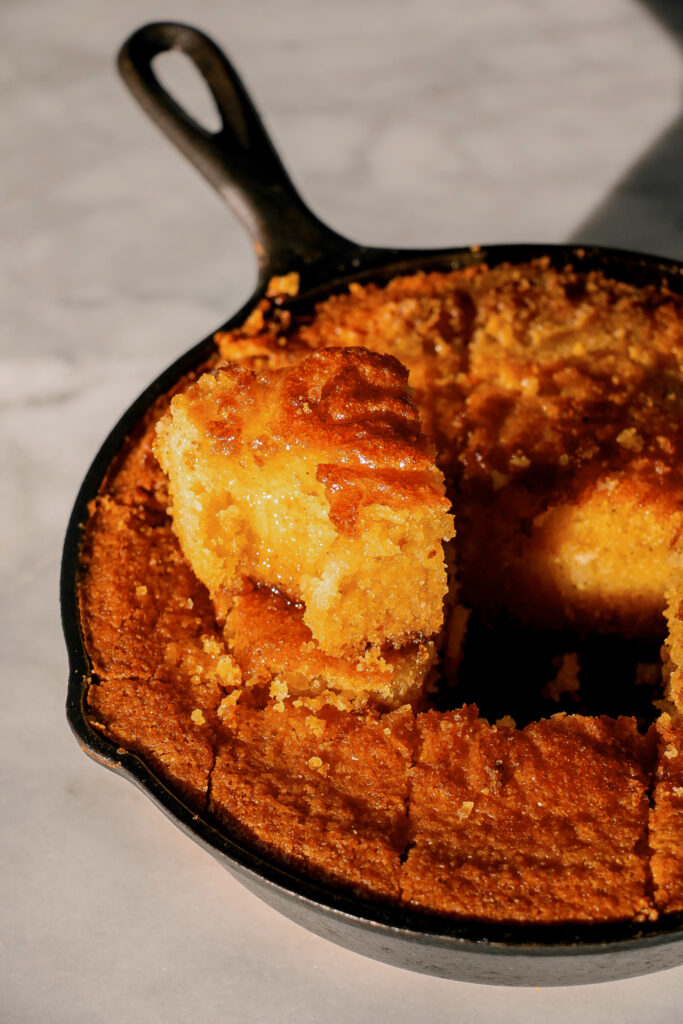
[{"x1": 153, "y1": 51, "x2": 223, "y2": 135}]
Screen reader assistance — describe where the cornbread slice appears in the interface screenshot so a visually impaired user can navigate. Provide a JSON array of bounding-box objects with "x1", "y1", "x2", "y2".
[
  {"x1": 209, "y1": 702, "x2": 415, "y2": 900},
  {"x1": 401, "y1": 708, "x2": 654, "y2": 922},
  {"x1": 649, "y1": 713, "x2": 683, "y2": 913},
  {"x1": 457, "y1": 470, "x2": 683, "y2": 637},
  {"x1": 155, "y1": 346, "x2": 454, "y2": 658},
  {"x1": 225, "y1": 584, "x2": 437, "y2": 709},
  {"x1": 455, "y1": 262, "x2": 683, "y2": 636},
  {"x1": 81, "y1": 493, "x2": 240, "y2": 811}
]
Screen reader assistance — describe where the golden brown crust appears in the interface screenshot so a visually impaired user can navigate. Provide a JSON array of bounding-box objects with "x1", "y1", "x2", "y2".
[
  {"x1": 209, "y1": 702, "x2": 415, "y2": 900},
  {"x1": 402, "y1": 708, "x2": 655, "y2": 923},
  {"x1": 217, "y1": 269, "x2": 477, "y2": 463},
  {"x1": 315, "y1": 464, "x2": 446, "y2": 532},
  {"x1": 81, "y1": 494, "x2": 229, "y2": 813},
  {"x1": 80, "y1": 406, "x2": 242, "y2": 812},
  {"x1": 650, "y1": 714, "x2": 683, "y2": 913},
  {"x1": 175, "y1": 346, "x2": 437, "y2": 473},
  {"x1": 88, "y1": 676, "x2": 215, "y2": 812},
  {"x1": 462, "y1": 261, "x2": 683, "y2": 489},
  {"x1": 79, "y1": 496, "x2": 221, "y2": 682},
  {"x1": 217, "y1": 261, "x2": 683, "y2": 491}
]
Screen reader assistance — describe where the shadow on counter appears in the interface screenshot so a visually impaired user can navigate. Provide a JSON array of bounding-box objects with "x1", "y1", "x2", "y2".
[{"x1": 569, "y1": 0, "x2": 683, "y2": 260}]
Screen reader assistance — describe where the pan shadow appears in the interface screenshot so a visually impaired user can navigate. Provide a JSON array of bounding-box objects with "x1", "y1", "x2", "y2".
[{"x1": 569, "y1": 0, "x2": 683, "y2": 260}]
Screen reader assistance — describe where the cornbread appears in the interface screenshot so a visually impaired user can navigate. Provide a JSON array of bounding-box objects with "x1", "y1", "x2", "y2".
[
  {"x1": 79, "y1": 258, "x2": 683, "y2": 925},
  {"x1": 218, "y1": 260, "x2": 683, "y2": 639},
  {"x1": 664, "y1": 567, "x2": 683, "y2": 711},
  {"x1": 154, "y1": 347, "x2": 454, "y2": 659},
  {"x1": 81, "y1": 494, "x2": 230, "y2": 810},
  {"x1": 210, "y1": 702, "x2": 415, "y2": 899},
  {"x1": 402, "y1": 708, "x2": 654, "y2": 922}
]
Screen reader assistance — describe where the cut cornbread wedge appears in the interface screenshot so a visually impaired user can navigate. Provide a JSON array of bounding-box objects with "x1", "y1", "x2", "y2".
[
  {"x1": 458, "y1": 469, "x2": 683, "y2": 637},
  {"x1": 454, "y1": 261, "x2": 683, "y2": 637},
  {"x1": 155, "y1": 346, "x2": 454, "y2": 658}
]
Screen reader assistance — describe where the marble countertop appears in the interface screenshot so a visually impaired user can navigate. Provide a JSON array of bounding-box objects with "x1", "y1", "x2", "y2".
[{"x1": 4, "y1": 0, "x2": 683, "y2": 1020}]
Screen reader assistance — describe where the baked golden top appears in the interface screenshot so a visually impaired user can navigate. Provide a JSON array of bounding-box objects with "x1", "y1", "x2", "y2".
[
  {"x1": 178, "y1": 346, "x2": 439, "y2": 479},
  {"x1": 462, "y1": 261, "x2": 683, "y2": 493}
]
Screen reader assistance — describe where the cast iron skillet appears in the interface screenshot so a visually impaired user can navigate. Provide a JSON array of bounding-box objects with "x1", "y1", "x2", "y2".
[{"x1": 62, "y1": 21, "x2": 683, "y2": 986}]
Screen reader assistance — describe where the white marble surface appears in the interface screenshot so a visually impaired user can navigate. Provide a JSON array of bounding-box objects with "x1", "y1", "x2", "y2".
[{"x1": 3, "y1": 0, "x2": 683, "y2": 1020}]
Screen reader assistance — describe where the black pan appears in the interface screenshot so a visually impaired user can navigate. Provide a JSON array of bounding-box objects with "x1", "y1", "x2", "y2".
[{"x1": 62, "y1": 21, "x2": 683, "y2": 986}]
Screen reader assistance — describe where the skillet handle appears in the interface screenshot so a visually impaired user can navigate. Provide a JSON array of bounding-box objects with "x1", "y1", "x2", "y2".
[{"x1": 118, "y1": 22, "x2": 366, "y2": 287}]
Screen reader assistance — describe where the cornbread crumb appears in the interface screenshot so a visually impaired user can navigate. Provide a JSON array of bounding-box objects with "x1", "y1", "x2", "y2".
[
  {"x1": 308, "y1": 756, "x2": 324, "y2": 770},
  {"x1": 266, "y1": 272, "x2": 300, "y2": 298},
  {"x1": 217, "y1": 691, "x2": 241, "y2": 719},
  {"x1": 216, "y1": 654, "x2": 242, "y2": 689},
  {"x1": 458, "y1": 800, "x2": 474, "y2": 819},
  {"x1": 616, "y1": 428, "x2": 644, "y2": 452},
  {"x1": 542, "y1": 653, "x2": 581, "y2": 703},
  {"x1": 202, "y1": 635, "x2": 222, "y2": 656},
  {"x1": 191, "y1": 708, "x2": 205, "y2": 726},
  {"x1": 495, "y1": 715, "x2": 516, "y2": 729},
  {"x1": 305, "y1": 715, "x2": 326, "y2": 738}
]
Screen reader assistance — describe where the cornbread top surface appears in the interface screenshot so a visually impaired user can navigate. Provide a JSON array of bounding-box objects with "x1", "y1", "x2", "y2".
[
  {"x1": 169, "y1": 346, "x2": 438, "y2": 473},
  {"x1": 403, "y1": 707, "x2": 654, "y2": 923}
]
